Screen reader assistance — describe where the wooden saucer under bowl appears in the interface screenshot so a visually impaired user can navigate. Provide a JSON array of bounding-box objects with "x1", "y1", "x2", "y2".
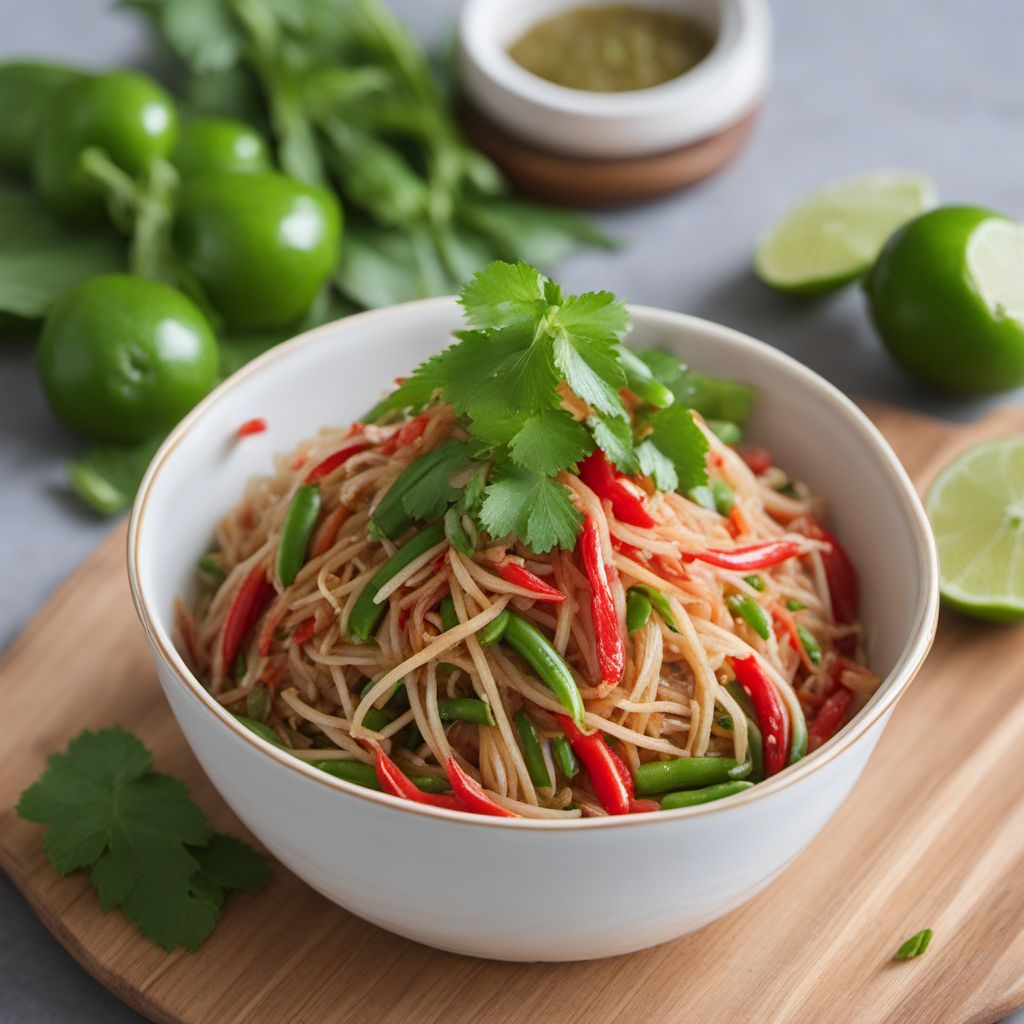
[{"x1": 461, "y1": 105, "x2": 760, "y2": 208}]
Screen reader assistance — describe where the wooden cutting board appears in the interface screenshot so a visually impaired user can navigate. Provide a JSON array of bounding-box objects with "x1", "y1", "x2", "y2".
[{"x1": 3, "y1": 402, "x2": 1024, "y2": 1024}]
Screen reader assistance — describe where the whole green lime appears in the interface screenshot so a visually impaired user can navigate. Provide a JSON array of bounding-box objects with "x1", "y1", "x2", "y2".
[
  {"x1": 864, "y1": 205, "x2": 1024, "y2": 393},
  {"x1": 173, "y1": 171, "x2": 342, "y2": 331},
  {"x1": 32, "y1": 70, "x2": 178, "y2": 225},
  {"x1": 38, "y1": 274, "x2": 218, "y2": 442}
]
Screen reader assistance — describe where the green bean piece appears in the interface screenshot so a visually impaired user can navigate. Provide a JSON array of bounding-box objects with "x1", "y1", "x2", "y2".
[
  {"x1": 276, "y1": 483, "x2": 322, "y2": 586},
  {"x1": 403, "y1": 720, "x2": 424, "y2": 750},
  {"x1": 629, "y1": 585, "x2": 680, "y2": 633},
  {"x1": 776, "y1": 481, "x2": 799, "y2": 498},
  {"x1": 626, "y1": 589, "x2": 652, "y2": 634},
  {"x1": 634, "y1": 755, "x2": 751, "y2": 795},
  {"x1": 349, "y1": 524, "x2": 446, "y2": 641},
  {"x1": 245, "y1": 683, "x2": 269, "y2": 722},
  {"x1": 197, "y1": 553, "x2": 225, "y2": 579},
  {"x1": 725, "y1": 680, "x2": 765, "y2": 782},
  {"x1": 438, "y1": 698, "x2": 495, "y2": 726},
  {"x1": 478, "y1": 609, "x2": 510, "y2": 646},
  {"x1": 232, "y1": 649, "x2": 247, "y2": 682},
  {"x1": 707, "y1": 419, "x2": 742, "y2": 446},
  {"x1": 687, "y1": 484, "x2": 716, "y2": 512},
  {"x1": 712, "y1": 479, "x2": 735, "y2": 515},
  {"x1": 439, "y1": 595, "x2": 459, "y2": 632},
  {"x1": 502, "y1": 612, "x2": 585, "y2": 724},
  {"x1": 619, "y1": 346, "x2": 675, "y2": 409},
  {"x1": 444, "y1": 506, "x2": 475, "y2": 555},
  {"x1": 796, "y1": 623, "x2": 822, "y2": 665},
  {"x1": 514, "y1": 711, "x2": 552, "y2": 788},
  {"x1": 660, "y1": 781, "x2": 754, "y2": 810},
  {"x1": 716, "y1": 714, "x2": 733, "y2": 730},
  {"x1": 786, "y1": 598, "x2": 806, "y2": 611},
  {"x1": 726, "y1": 593, "x2": 771, "y2": 640},
  {"x1": 787, "y1": 690, "x2": 808, "y2": 766},
  {"x1": 552, "y1": 735, "x2": 580, "y2": 779},
  {"x1": 359, "y1": 677, "x2": 405, "y2": 704},
  {"x1": 311, "y1": 759, "x2": 450, "y2": 794},
  {"x1": 744, "y1": 574, "x2": 766, "y2": 592},
  {"x1": 361, "y1": 708, "x2": 393, "y2": 733},
  {"x1": 235, "y1": 715, "x2": 285, "y2": 747}
]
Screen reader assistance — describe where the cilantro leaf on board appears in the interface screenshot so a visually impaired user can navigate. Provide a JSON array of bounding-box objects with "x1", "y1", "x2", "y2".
[{"x1": 16, "y1": 727, "x2": 271, "y2": 953}]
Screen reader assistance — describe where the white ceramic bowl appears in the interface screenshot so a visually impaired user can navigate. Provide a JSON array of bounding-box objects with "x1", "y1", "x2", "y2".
[
  {"x1": 458, "y1": 0, "x2": 772, "y2": 159},
  {"x1": 128, "y1": 299, "x2": 938, "y2": 962}
]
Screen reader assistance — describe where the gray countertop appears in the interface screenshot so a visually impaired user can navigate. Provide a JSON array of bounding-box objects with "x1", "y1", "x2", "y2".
[{"x1": 2, "y1": 0, "x2": 1022, "y2": 1020}]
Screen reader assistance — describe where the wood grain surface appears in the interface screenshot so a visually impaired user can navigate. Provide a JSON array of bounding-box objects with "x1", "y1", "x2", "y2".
[{"x1": 2, "y1": 402, "x2": 1024, "y2": 1024}]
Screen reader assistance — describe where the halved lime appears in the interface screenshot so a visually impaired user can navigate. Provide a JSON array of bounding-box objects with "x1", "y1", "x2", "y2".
[
  {"x1": 927, "y1": 436, "x2": 1024, "y2": 621},
  {"x1": 754, "y1": 171, "x2": 937, "y2": 295},
  {"x1": 865, "y1": 206, "x2": 1024, "y2": 394}
]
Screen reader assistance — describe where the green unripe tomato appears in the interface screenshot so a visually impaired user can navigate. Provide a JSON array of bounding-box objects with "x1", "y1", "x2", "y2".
[
  {"x1": 32, "y1": 70, "x2": 178, "y2": 225},
  {"x1": 173, "y1": 116, "x2": 272, "y2": 178},
  {"x1": 0, "y1": 62, "x2": 88, "y2": 174},
  {"x1": 173, "y1": 171, "x2": 342, "y2": 330},
  {"x1": 37, "y1": 274, "x2": 218, "y2": 442}
]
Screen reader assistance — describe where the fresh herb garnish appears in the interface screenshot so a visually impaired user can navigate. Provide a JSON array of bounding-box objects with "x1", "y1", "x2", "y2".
[
  {"x1": 376, "y1": 260, "x2": 720, "y2": 552},
  {"x1": 16, "y1": 727, "x2": 271, "y2": 952},
  {"x1": 893, "y1": 928, "x2": 933, "y2": 961}
]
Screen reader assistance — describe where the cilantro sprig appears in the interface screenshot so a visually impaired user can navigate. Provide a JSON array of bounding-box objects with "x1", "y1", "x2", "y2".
[
  {"x1": 17, "y1": 727, "x2": 271, "y2": 952},
  {"x1": 374, "y1": 260, "x2": 722, "y2": 552}
]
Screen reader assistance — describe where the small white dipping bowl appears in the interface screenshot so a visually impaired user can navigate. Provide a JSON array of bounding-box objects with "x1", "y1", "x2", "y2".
[
  {"x1": 459, "y1": 0, "x2": 772, "y2": 159},
  {"x1": 128, "y1": 299, "x2": 937, "y2": 962}
]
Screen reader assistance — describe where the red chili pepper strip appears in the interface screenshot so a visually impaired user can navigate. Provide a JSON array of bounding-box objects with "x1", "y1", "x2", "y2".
[
  {"x1": 446, "y1": 757, "x2": 519, "y2": 818},
  {"x1": 381, "y1": 413, "x2": 429, "y2": 455},
  {"x1": 221, "y1": 564, "x2": 275, "y2": 672},
  {"x1": 578, "y1": 514, "x2": 626, "y2": 687},
  {"x1": 807, "y1": 687, "x2": 854, "y2": 751},
  {"x1": 304, "y1": 443, "x2": 369, "y2": 483},
  {"x1": 739, "y1": 447, "x2": 773, "y2": 475},
  {"x1": 729, "y1": 656, "x2": 790, "y2": 777},
  {"x1": 292, "y1": 617, "x2": 316, "y2": 645},
  {"x1": 237, "y1": 417, "x2": 267, "y2": 438},
  {"x1": 682, "y1": 539, "x2": 805, "y2": 572},
  {"x1": 629, "y1": 799, "x2": 661, "y2": 814},
  {"x1": 496, "y1": 562, "x2": 566, "y2": 603},
  {"x1": 611, "y1": 536, "x2": 645, "y2": 562},
  {"x1": 802, "y1": 518, "x2": 860, "y2": 625},
  {"x1": 578, "y1": 450, "x2": 655, "y2": 528},
  {"x1": 373, "y1": 746, "x2": 462, "y2": 810},
  {"x1": 556, "y1": 715, "x2": 632, "y2": 815}
]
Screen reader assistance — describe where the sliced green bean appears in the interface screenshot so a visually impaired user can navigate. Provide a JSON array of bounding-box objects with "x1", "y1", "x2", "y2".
[
  {"x1": 515, "y1": 711, "x2": 552, "y2": 788},
  {"x1": 660, "y1": 781, "x2": 754, "y2": 810},
  {"x1": 232, "y1": 649, "x2": 247, "y2": 682},
  {"x1": 634, "y1": 755, "x2": 751, "y2": 795},
  {"x1": 197, "y1": 553, "x2": 225, "y2": 579},
  {"x1": 796, "y1": 623, "x2": 822, "y2": 665},
  {"x1": 359, "y1": 677, "x2": 405, "y2": 704},
  {"x1": 403, "y1": 720, "x2": 424, "y2": 750},
  {"x1": 784, "y1": 686, "x2": 808, "y2": 766},
  {"x1": 726, "y1": 680, "x2": 765, "y2": 782},
  {"x1": 744, "y1": 574, "x2": 766, "y2": 592},
  {"x1": 478, "y1": 609, "x2": 510, "y2": 646},
  {"x1": 712, "y1": 479, "x2": 735, "y2": 515},
  {"x1": 439, "y1": 595, "x2": 459, "y2": 632},
  {"x1": 552, "y1": 735, "x2": 579, "y2": 779},
  {"x1": 235, "y1": 715, "x2": 284, "y2": 747},
  {"x1": 502, "y1": 612, "x2": 584, "y2": 724},
  {"x1": 726, "y1": 593, "x2": 771, "y2": 640},
  {"x1": 626, "y1": 589, "x2": 652, "y2": 634},
  {"x1": 444, "y1": 506, "x2": 475, "y2": 555},
  {"x1": 277, "y1": 483, "x2": 321, "y2": 586},
  {"x1": 707, "y1": 419, "x2": 742, "y2": 445},
  {"x1": 619, "y1": 346, "x2": 675, "y2": 409},
  {"x1": 786, "y1": 598, "x2": 806, "y2": 611},
  {"x1": 349, "y1": 524, "x2": 446, "y2": 641},
  {"x1": 628, "y1": 585, "x2": 680, "y2": 633},
  {"x1": 245, "y1": 684, "x2": 269, "y2": 723},
  {"x1": 361, "y1": 707, "x2": 392, "y2": 733},
  {"x1": 310, "y1": 759, "x2": 450, "y2": 793},
  {"x1": 438, "y1": 698, "x2": 495, "y2": 726}
]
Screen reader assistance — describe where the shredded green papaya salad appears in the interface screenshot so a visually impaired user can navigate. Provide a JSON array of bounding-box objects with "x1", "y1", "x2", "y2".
[{"x1": 178, "y1": 261, "x2": 879, "y2": 819}]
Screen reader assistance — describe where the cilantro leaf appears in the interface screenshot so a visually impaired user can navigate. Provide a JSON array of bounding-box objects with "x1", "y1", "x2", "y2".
[
  {"x1": 509, "y1": 410, "x2": 592, "y2": 477},
  {"x1": 68, "y1": 437, "x2": 164, "y2": 517},
  {"x1": 636, "y1": 439, "x2": 678, "y2": 493},
  {"x1": 551, "y1": 328, "x2": 626, "y2": 419},
  {"x1": 646, "y1": 406, "x2": 709, "y2": 493},
  {"x1": 459, "y1": 260, "x2": 548, "y2": 333},
  {"x1": 400, "y1": 439, "x2": 483, "y2": 520},
  {"x1": 480, "y1": 465, "x2": 582, "y2": 553},
  {"x1": 17, "y1": 727, "x2": 272, "y2": 953},
  {"x1": 588, "y1": 413, "x2": 639, "y2": 475},
  {"x1": 554, "y1": 290, "x2": 628, "y2": 346}
]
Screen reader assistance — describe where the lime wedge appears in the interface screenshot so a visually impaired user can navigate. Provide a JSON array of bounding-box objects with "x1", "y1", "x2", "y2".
[
  {"x1": 754, "y1": 171, "x2": 937, "y2": 294},
  {"x1": 927, "y1": 436, "x2": 1024, "y2": 621}
]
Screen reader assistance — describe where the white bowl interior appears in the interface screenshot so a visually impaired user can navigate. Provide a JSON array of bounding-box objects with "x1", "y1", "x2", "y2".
[{"x1": 135, "y1": 297, "x2": 934, "y2": 744}]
